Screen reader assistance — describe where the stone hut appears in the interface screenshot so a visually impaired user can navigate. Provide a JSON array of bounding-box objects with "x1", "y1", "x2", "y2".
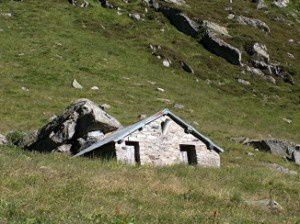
[{"x1": 74, "y1": 109, "x2": 224, "y2": 167}]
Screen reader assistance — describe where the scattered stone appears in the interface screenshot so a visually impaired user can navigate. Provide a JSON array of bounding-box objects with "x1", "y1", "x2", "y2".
[
  {"x1": 99, "y1": 0, "x2": 114, "y2": 9},
  {"x1": 282, "y1": 117, "x2": 292, "y2": 124},
  {"x1": 21, "y1": 86, "x2": 29, "y2": 92},
  {"x1": 157, "y1": 98, "x2": 171, "y2": 104},
  {"x1": 231, "y1": 136, "x2": 250, "y2": 144},
  {"x1": 91, "y1": 86, "x2": 99, "y2": 91},
  {"x1": 272, "y1": 0, "x2": 289, "y2": 8},
  {"x1": 0, "y1": 134, "x2": 8, "y2": 145},
  {"x1": 21, "y1": 99, "x2": 122, "y2": 154},
  {"x1": 180, "y1": 61, "x2": 194, "y2": 74},
  {"x1": 72, "y1": 79, "x2": 83, "y2": 89},
  {"x1": 253, "y1": 0, "x2": 268, "y2": 10},
  {"x1": 54, "y1": 144, "x2": 72, "y2": 154},
  {"x1": 246, "y1": 152, "x2": 254, "y2": 156},
  {"x1": 227, "y1": 13, "x2": 235, "y2": 20},
  {"x1": 162, "y1": 59, "x2": 171, "y2": 67},
  {"x1": 288, "y1": 39, "x2": 294, "y2": 43},
  {"x1": 245, "y1": 66, "x2": 263, "y2": 76},
  {"x1": 192, "y1": 121, "x2": 199, "y2": 126},
  {"x1": 129, "y1": 13, "x2": 141, "y2": 21},
  {"x1": 156, "y1": 87, "x2": 165, "y2": 92},
  {"x1": 0, "y1": 12, "x2": 12, "y2": 18},
  {"x1": 100, "y1": 103, "x2": 111, "y2": 111},
  {"x1": 138, "y1": 114, "x2": 147, "y2": 120},
  {"x1": 205, "y1": 79, "x2": 212, "y2": 85},
  {"x1": 234, "y1": 15, "x2": 270, "y2": 32},
  {"x1": 225, "y1": 7, "x2": 233, "y2": 12},
  {"x1": 201, "y1": 31, "x2": 242, "y2": 65},
  {"x1": 80, "y1": 0, "x2": 89, "y2": 8},
  {"x1": 238, "y1": 79, "x2": 251, "y2": 86},
  {"x1": 265, "y1": 163, "x2": 297, "y2": 175},
  {"x1": 287, "y1": 52, "x2": 295, "y2": 59},
  {"x1": 250, "y1": 43, "x2": 270, "y2": 63},
  {"x1": 245, "y1": 199, "x2": 283, "y2": 211},
  {"x1": 173, "y1": 103, "x2": 184, "y2": 109},
  {"x1": 147, "y1": 80, "x2": 156, "y2": 85}
]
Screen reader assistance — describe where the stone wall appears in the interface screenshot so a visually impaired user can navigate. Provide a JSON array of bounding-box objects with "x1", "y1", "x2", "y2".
[{"x1": 115, "y1": 115, "x2": 220, "y2": 167}]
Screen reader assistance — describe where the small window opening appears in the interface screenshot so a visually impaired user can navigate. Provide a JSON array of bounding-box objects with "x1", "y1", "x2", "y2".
[
  {"x1": 180, "y1": 145, "x2": 198, "y2": 165},
  {"x1": 125, "y1": 141, "x2": 141, "y2": 165}
]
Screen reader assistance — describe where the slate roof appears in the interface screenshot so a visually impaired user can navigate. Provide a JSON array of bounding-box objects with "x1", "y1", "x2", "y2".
[{"x1": 74, "y1": 109, "x2": 224, "y2": 157}]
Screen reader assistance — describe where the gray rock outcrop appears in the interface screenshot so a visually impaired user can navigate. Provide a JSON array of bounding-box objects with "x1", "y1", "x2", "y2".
[
  {"x1": 292, "y1": 149, "x2": 300, "y2": 165},
  {"x1": 161, "y1": 8, "x2": 199, "y2": 38},
  {"x1": 245, "y1": 139, "x2": 300, "y2": 164},
  {"x1": 233, "y1": 15, "x2": 270, "y2": 32},
  {"x1": 201, "y1": 31, "x2": 242, "y2": 65},
  {"x1": 250, "y1": 60, "x2": 294, "y2": 84},
  {"x1": 160, "y1": 7, "x2": 242, "y2": 65},
  {"x1": 22, "y1": 99, "x2": 122, "y2": 154},
  {"x1": 201, "y1": 20, "x2": 230, "y2": 37},
  {"x1": 250, "y1": 43, "x2": 270, "y2": 63}
]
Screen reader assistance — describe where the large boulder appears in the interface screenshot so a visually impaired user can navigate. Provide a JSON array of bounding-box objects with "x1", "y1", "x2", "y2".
[
  {"x1": 250, "y1": 60, "x2": 294, "y2": 84},
  {"x1": 23, "y1": 99, "x2": 122, "y2": 153},
  {"x1": 201, "y1": 31, "x2": 242, "y2": 65},
  {"x1": 0, "y1": 134, "x2": 8, "y2": 145},
  {"x1": 233, "y1": 15, "x2": 270, "y2": 32},
  {"x1": 161, "y1": 7, "x2": 200, "y2": 38},
  {"x1": 292, "y1": 149, "x2": 300, "y2": 165},
  {"x1": 250, "y1": 43, "x2": 270, "y2": 63},
  {"x1": 245, "y1": 139, "x2": 299, "y2": 163}
]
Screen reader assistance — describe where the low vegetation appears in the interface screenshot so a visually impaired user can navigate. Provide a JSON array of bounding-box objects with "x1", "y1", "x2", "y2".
[
  {"x1": 0, "y1": 0, "x2": 299, "y2": 223},
  {"x1": 0, "y1": 146, "x2": 299, "y2": 223}
]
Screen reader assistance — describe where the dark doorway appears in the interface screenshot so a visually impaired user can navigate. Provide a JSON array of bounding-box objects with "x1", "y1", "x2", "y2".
[
  {"x1": 125, "y1": 141, "x2": 141, "y2": 165},
  {"x1": 180, "y1": 145, "x2": 198, "y2": 165}
]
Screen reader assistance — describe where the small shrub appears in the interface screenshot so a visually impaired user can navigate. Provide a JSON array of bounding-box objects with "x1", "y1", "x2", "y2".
[
  {"x1": 230, "y1": 191, "x2": 244, "y2": 204},
  {"x1": 6, "y1": 131, "x2": 27, "y2": 146}
]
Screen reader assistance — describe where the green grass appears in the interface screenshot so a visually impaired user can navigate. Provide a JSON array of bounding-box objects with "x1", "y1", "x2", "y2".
[
  {"x1": 0, "y1": 0, "x2": 299, "y2": 223},
  {"x1": 0, "y1": 146, "x2": 299, "y2": 223}
]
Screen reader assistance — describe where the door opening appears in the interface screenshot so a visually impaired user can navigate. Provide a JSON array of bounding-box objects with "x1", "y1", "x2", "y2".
[
  {"x1": 125, "y1": 141, "x2": 141, "y2": 165},
  {"x1": 180, "y1": 145, "x2": 198, "y2": 165}
]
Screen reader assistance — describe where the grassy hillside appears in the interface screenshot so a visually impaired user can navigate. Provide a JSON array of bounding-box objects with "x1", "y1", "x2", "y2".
[
  {"x1": 0, "y1": 146, "x2": 299, "y2": 223},
  {"x1": 0, "y1": 0, "x2": 299, "y2": 223}
]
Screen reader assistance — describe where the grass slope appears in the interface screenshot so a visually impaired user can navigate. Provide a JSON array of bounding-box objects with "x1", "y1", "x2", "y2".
[
  {"x1": 0, "y1": 146, "x2": 299, "y2": 223},
  {"x1": 0, "y1": 0, "x2": 299, "y2": 223}
]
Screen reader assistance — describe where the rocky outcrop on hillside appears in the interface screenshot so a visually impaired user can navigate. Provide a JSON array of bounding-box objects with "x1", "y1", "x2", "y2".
[
  {"x1": 231, "y1": 15, "x2": 270, "y2": 32},
  {"x1": 201, "y1": 31, "x2": 242, "y2": 65},
  {"x1": 20, "y1": 99, "x2": 122, "y2": 154},
  {"x1": 245, "y1": 139, "x2": 300, "y2": 165},
  {"x1": 66, "y1": 0, "x2": 295, "y2": 85},
  {"x1": 160, "y1": 6, "x2": 242, "y2": 65}
]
